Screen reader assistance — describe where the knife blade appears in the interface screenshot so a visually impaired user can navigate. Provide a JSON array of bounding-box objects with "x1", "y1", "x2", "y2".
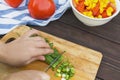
[{"x1": 44, "y1": 51, "x2": 65, "y2": 72}]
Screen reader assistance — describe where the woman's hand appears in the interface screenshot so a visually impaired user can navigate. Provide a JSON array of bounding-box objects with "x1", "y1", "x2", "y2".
[
  {"x1": 4, "y1": 70, "x2": 50, "y2": 80},
  {"x1": 0, "y1": 29, "x2": 53, "y2": 66}
]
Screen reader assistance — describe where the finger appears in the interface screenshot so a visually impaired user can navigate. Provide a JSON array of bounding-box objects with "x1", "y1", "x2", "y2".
[
  {"x1": 35, "y1": 48, "x2": 53, "y2": 56},
  {"x1": 29, "y1": 36, "x2": 45, "y2": 41},
  {"x1": 28, "y1": 37, "x2": 49, "y2": 47},
  {"x1": 31, "y1": 56, "x2": 45, "y2": 61},
  {"x1": 30, "y1": 70, "x2": 50, "y2": 80},
  {"x1": 35, "y1": 41, "x2": 50, "y2": 48},
  {"x1": 29, "y1": 40, "x2": 50, "y2": 48},
  {"x1": 36, "y1": 56, "x2": 45, "y2": 61},
  {"x1": 39, "y1": 72, "x2": 50, "y2": 80},
  {"x1": 22, "y1": 29, "x2": 40, "y2": 38},
  {"x1": 31, "y1": 70, "x2": 50, "y2": 80},
  {"x1": 26, "y1": 57, "x2": 37, "y2": 65},
  {"x1": 26, "y1": 56, "x2": 45, "y2": 65}
]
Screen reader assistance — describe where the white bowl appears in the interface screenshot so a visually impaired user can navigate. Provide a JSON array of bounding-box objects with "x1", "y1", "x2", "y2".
[{"x1": 70, "y1": 0, "x2": 120, "y2": 26}]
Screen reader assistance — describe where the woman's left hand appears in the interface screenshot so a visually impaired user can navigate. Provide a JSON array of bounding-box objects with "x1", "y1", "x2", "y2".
[{"x1": 0, "y1": 29, "x2": 53, "y2": 66}]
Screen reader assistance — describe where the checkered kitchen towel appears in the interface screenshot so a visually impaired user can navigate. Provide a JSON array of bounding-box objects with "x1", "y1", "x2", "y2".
[{"x1": 0, "y1": 0, "x2": 70, "y2": 34}]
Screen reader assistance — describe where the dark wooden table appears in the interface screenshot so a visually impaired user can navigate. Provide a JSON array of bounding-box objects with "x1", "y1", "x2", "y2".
[{"x1": 0, "y1": 9, "x2": 120, "y2": 80}]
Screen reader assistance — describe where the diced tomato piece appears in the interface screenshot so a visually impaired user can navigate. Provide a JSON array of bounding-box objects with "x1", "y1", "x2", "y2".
[
  {"x1": 92, "y1": 2, "x2": 100, "y2": 16},
  {"x1": 102, "y1": 11, "x2": 108, "y2": 18},
  {"x1": 96, "y1": 10, "x2": 100, "y2": 17},
  {"x1": 76, "y1": 1, "x2": 85, "y2": 12}
]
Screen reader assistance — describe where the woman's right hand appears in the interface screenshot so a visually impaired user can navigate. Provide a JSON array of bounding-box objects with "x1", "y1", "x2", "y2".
[{"x1": 4, "y1": 70, "x2": 50, "y2": 80}]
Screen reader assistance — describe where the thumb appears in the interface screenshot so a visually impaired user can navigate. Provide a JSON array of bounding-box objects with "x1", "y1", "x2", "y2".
[
  {"x1": 36, "y1": 56, "x2": 45, "y2": 61},
  {"x1": 40, "y1": 72, "x2": 50, "y2": 80}
]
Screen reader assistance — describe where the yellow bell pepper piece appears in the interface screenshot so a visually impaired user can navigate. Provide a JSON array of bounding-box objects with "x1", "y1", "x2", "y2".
[
  {"x1": 107, "y1": 7, "x2": 114, "y2": 16},
  {"x1": 83, "y1": 11, "x2": 94, "y2": 18},
  {"x1": 93, "y1": 0, "x2": 98, "y2": 3},
  {"x1": 98, "y1": 15, "x2": 102, "y2": 18}
]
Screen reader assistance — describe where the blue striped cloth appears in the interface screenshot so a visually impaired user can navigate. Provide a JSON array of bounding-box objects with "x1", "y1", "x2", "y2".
[{"x1": 0, "y1": 0, "x2": 70, "y2": 34}]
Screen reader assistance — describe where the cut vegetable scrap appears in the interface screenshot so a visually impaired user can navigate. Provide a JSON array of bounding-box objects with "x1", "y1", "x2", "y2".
[
  {"x1": 74, "y1": 0, "x2": 116, "y2": 18},
  {"x1": 30, "y1": 35, "x2": 75, "y2": 80},
  {"x1": 56, "y1": 61, "x2": 75, "y2": 80},
  {"x1": 45, "y1": 38, "x2": 75, "y2": 80}
]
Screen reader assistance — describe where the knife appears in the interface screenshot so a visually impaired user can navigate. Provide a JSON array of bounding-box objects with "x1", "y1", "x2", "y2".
[{"x1": 44, "y1": 51, "x2": 65, "y2": 72}]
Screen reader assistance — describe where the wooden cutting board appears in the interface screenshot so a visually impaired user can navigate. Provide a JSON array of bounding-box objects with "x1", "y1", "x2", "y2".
[{"x1": 0, "y1": 25, "x2": 103, "y2": 80}]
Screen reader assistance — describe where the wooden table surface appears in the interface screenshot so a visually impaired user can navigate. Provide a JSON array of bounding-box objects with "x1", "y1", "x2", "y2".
[{"x1": 0, "y1": 9, "x2": 120, "y2": 80}]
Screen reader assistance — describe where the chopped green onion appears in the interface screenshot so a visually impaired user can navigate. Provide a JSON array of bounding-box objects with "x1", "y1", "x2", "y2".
[
  {"x1": 43, "y1": 38, "x2": 75, "y2": 80},
  {"x1": 55, "y1": 72, "x2": 61, "y2": 77}
]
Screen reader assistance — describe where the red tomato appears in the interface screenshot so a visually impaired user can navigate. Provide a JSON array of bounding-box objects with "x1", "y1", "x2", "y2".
[
  {"x1": 28, "y1": 0, "x2": 56, "y2": 19},
  {"x1": 5, "y1": 0, "x2": 23, "y2": 8}
]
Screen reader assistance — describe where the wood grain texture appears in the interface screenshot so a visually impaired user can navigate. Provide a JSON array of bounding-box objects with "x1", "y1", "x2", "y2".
[{"x1": 0, "y1": 25, "x2": 102, "y2": 80}]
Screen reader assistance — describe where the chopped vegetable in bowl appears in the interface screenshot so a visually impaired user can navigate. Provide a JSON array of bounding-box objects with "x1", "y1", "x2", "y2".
[
  {"x1": 70, "y1": 0, "x2": 120, "y2": 26},
  {"x1": 73, "y1": 0, "x2": 116, "y2": 18}
]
